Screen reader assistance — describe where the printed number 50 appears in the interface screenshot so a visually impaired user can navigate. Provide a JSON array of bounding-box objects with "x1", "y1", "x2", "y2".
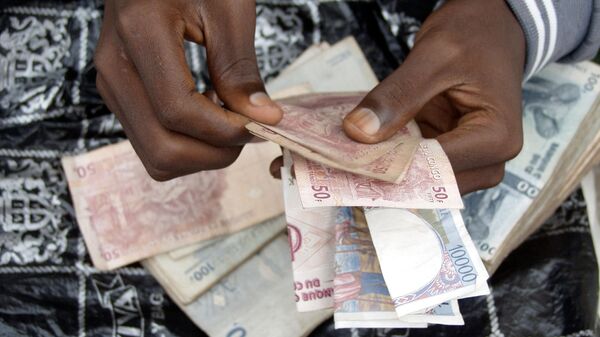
[
  {"x1": 312, "y1": 185, "x2": 330, "y2": 200},
  {"x1": 432, "y1": 186, "x2": 448, "y2": 201}
]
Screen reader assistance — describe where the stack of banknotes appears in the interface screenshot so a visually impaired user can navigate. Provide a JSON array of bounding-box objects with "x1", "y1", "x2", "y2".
[
  {"x1": 279, "y1": 150, "x2": 488, "y2": 328},
  {"x1": 247, "y1": 85, "x2": 490, "y2": 327},
  {"x1": 461, "y1": 62, "x2": 600, "y2": 272},
  {"x1": 62, "y1": 36, "x2": 600, "y2": 336}
]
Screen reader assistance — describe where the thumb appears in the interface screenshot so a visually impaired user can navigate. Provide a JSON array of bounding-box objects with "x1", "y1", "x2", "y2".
[
  {"x1": 343, "y1": 43, "x2": 454, "y2": 143},
  {"x1": 203, "y1": 0, "x2": 282, "y2": 125}
]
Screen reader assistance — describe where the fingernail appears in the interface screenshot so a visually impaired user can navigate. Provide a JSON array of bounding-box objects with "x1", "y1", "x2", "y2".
[
  {"x1": 348, "y1": 108, "x2": 380, "y2": 135},
  {"x1": 249, "y1": 92, "x2": 272, "y2": 107}
]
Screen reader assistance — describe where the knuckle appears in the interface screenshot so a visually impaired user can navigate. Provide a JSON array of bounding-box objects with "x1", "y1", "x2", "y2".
[
  {"x1": 216, "y1": 117, "x2": 254, "y2": 145},
  {"x1": 144, "y1": 142, "x2": 182, "y2": 175},
  {"x1": 156, "y1": 98, "x2": 186, "y2": 130},
  {"x1": 494, "y1": 116, "x2": 523, "y2": 161},
  {"x1": 156, "y1": 110, "x2": 183, "y2": 131},
  {"x1": 145, "y1": 167, "x2": 175, "y2": 182},
  {"x1": 115, "y1": 9, "x2": 134, "y2": 38},
  {"x1": 93, "y1": 49, "x2": 111, "y2": 77},
  {"x1": 364, "y1": 80, "x2": 417, "y2": 125},
  {"x1": 484, "y1": 165, "x2": 506, "y2": 188},
  {"x1": 417, "y1": 24, "x2": 467, "y2": 62},
  {"x1": 379, "y1": 79, "x2": 418, "y2": 105},
  {"x1": 219, "y1": 129, "x2": 249, "y2": 146},
  {"x1": 222, "y1": 148, "x2": 242, "y2": 166},
  {"x1": 436, "y1": 32, "x2": 467, "y2": 62},
  {"x1": 95, "y1": 76, "x2": 108, "y2": 100},
  {"x1": 143, "y1": 143, "x2": 242, "y2": 180},
  {"x1": 214, "y1": 57, "x2": 260, "y2": 86},
  {"x1": 203, "y1": 147, "x2": 242, "y2": 171},
  {"x1": 115, "y1": 2, "x2": 148, "y2": 39},
  {"x1": 504, "y1": 134, "x2": 523, "y2": 160}
]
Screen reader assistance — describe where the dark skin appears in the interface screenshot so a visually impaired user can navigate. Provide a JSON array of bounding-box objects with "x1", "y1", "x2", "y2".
[
  {"x1": 95, "y1": 0, "x2": 525, "y2": 194},
  {"x1": 94, "y1": 0, "x2": 283, "y2": 181},
  {"x1": 342, "y1": 0, "x2": 526, "y2": 194}
]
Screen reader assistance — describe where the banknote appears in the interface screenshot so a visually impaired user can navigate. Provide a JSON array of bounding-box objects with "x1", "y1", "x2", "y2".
[
  {"x1": 279, "y1": 42, "x2": 330, "y2": 75},
  {"x1": 247, "y1": 93, "x2": 422, "y2": 183},
  {"x1": 266, "y1": 36, "x2": 378, "y2": 94},
  {"x1": 62, "y1": 141, "x2": 284, "y2": 269},
  {"x1": 181, "y1": 235, "x2": 332, "y2": 337},
  {"x1": 582, "y1": 166, "x2": 600, "y2": 276},
  {"x1": 366, "y1": 208, "x2": 489, "y2": 317},
  {"x1": 282, "y1": 155, "x2": 337, "y2": 312},
  {"x1": 293, "y1": 139, "x2": 463, "y2": 209},
  {"x1": 167, "y1": 237, "x2": 224, "y2": 260},
  {"x1": 143, "y1": 215, "x2": 286, "y2": 304},
  {"x1": 269, "y1": 83, "x2": 314, "y2": 100},
  {"x1": 584, "y1": 166, "x2": 600, "y2": 229},
  {"x1": 462, "y1": 62, "x2": 600, "y2": 261},
  {"x1": 334, "y1": 208, "x2": 463, "y2": 328}
]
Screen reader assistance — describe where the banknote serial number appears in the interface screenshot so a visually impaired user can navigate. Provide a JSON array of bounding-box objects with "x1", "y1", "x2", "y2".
[{"x1": 447, "y1": 245, "x2": 477, "y2": 282}]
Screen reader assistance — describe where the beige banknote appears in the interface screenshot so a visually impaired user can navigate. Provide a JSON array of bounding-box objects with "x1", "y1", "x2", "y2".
[
  {"x1": 62, "y1": 141, "x2": 283, "y2": 270},
  {"x1": 143, "y1": 215, "x2": 286, "y2": 304},
  {"x1": 269, "y1": 83, "x2": 314, "y2": 100},
  {"x1": 279, "y1": 42, "x2": 330, "y2": 75},
  {"x1": 266, "y1": 36, "x2": 377, "y2": 93},
  {"x1": 282, "y1": 154, "x2": 337, "y2": 312},
  {"x1": 582, "y1": 165, "x2": 600, "y2": 319},
  {"x1": 180, "y1": 235, "x2": 332, "y2": 337},
  {"x1": 167, "y1": 237, "x2": 223, "y2": 260},
  {"x1": 293, "y1": 139, "x2": 463, "y2": 209}
]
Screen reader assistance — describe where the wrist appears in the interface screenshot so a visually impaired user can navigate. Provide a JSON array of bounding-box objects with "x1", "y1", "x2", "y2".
[{"x1": 504, "y1": 0, "x2": 553, "y2": 79}]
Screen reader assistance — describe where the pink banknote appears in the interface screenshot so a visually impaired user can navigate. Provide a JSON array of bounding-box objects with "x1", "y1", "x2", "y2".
[
  {"x1": 276, "y1": 93, "x2": 408, "y2": 167},
  {"x1": 293, "y1": 139, "x2": 463, "y2": 209},
  {"x1": 246, "y1": 93, "x2": 422, "y2": 183},
  {"x1": 62, "y1": 141, "x2": 283, "y2": 270}
]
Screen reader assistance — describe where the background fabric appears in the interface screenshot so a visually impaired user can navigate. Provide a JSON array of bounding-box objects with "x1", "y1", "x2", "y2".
[{"x1": 0, "y1": 1, "x2": 597, "y2": 336}]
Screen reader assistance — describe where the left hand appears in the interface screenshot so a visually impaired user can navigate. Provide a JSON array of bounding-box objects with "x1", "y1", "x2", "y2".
[
  {"x1": 343, "y1": 0, "x2": 526, "y2": 194},
  {"x1": 94, "y1": 0, "x2": 281, "y2": 181}
]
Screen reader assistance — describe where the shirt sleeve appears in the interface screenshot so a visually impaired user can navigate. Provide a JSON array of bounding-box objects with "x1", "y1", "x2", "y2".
[{"x1": 505, "y1": 0, "x2": 600, "y2": 79}]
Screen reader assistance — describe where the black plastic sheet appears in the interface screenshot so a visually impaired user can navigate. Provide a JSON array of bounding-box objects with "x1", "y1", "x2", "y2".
[{"x1": 0, "y1": 1, "x2": 597, "y2": 336}]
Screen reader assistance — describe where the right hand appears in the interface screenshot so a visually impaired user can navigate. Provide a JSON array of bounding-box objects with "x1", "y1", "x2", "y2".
[
  {"x1": 342, "y1": 0, "x2": 525, "y2": 194},
  {"x1": 94, "y1": 0, "x2": 282, "y2": 181}
]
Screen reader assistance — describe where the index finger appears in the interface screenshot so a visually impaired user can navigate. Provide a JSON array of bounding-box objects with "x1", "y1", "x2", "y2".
[{"x1": 113, "y1": 1, "x2": 250, "y2": 146}]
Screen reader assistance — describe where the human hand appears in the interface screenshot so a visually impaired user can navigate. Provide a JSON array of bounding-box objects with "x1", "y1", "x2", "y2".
[
  {"x1": 94, "y1": 0, "x2": 282, "y2": 181},
  {"x1": 343, "y1": 0, "x2": 526, "y2": 194}
]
